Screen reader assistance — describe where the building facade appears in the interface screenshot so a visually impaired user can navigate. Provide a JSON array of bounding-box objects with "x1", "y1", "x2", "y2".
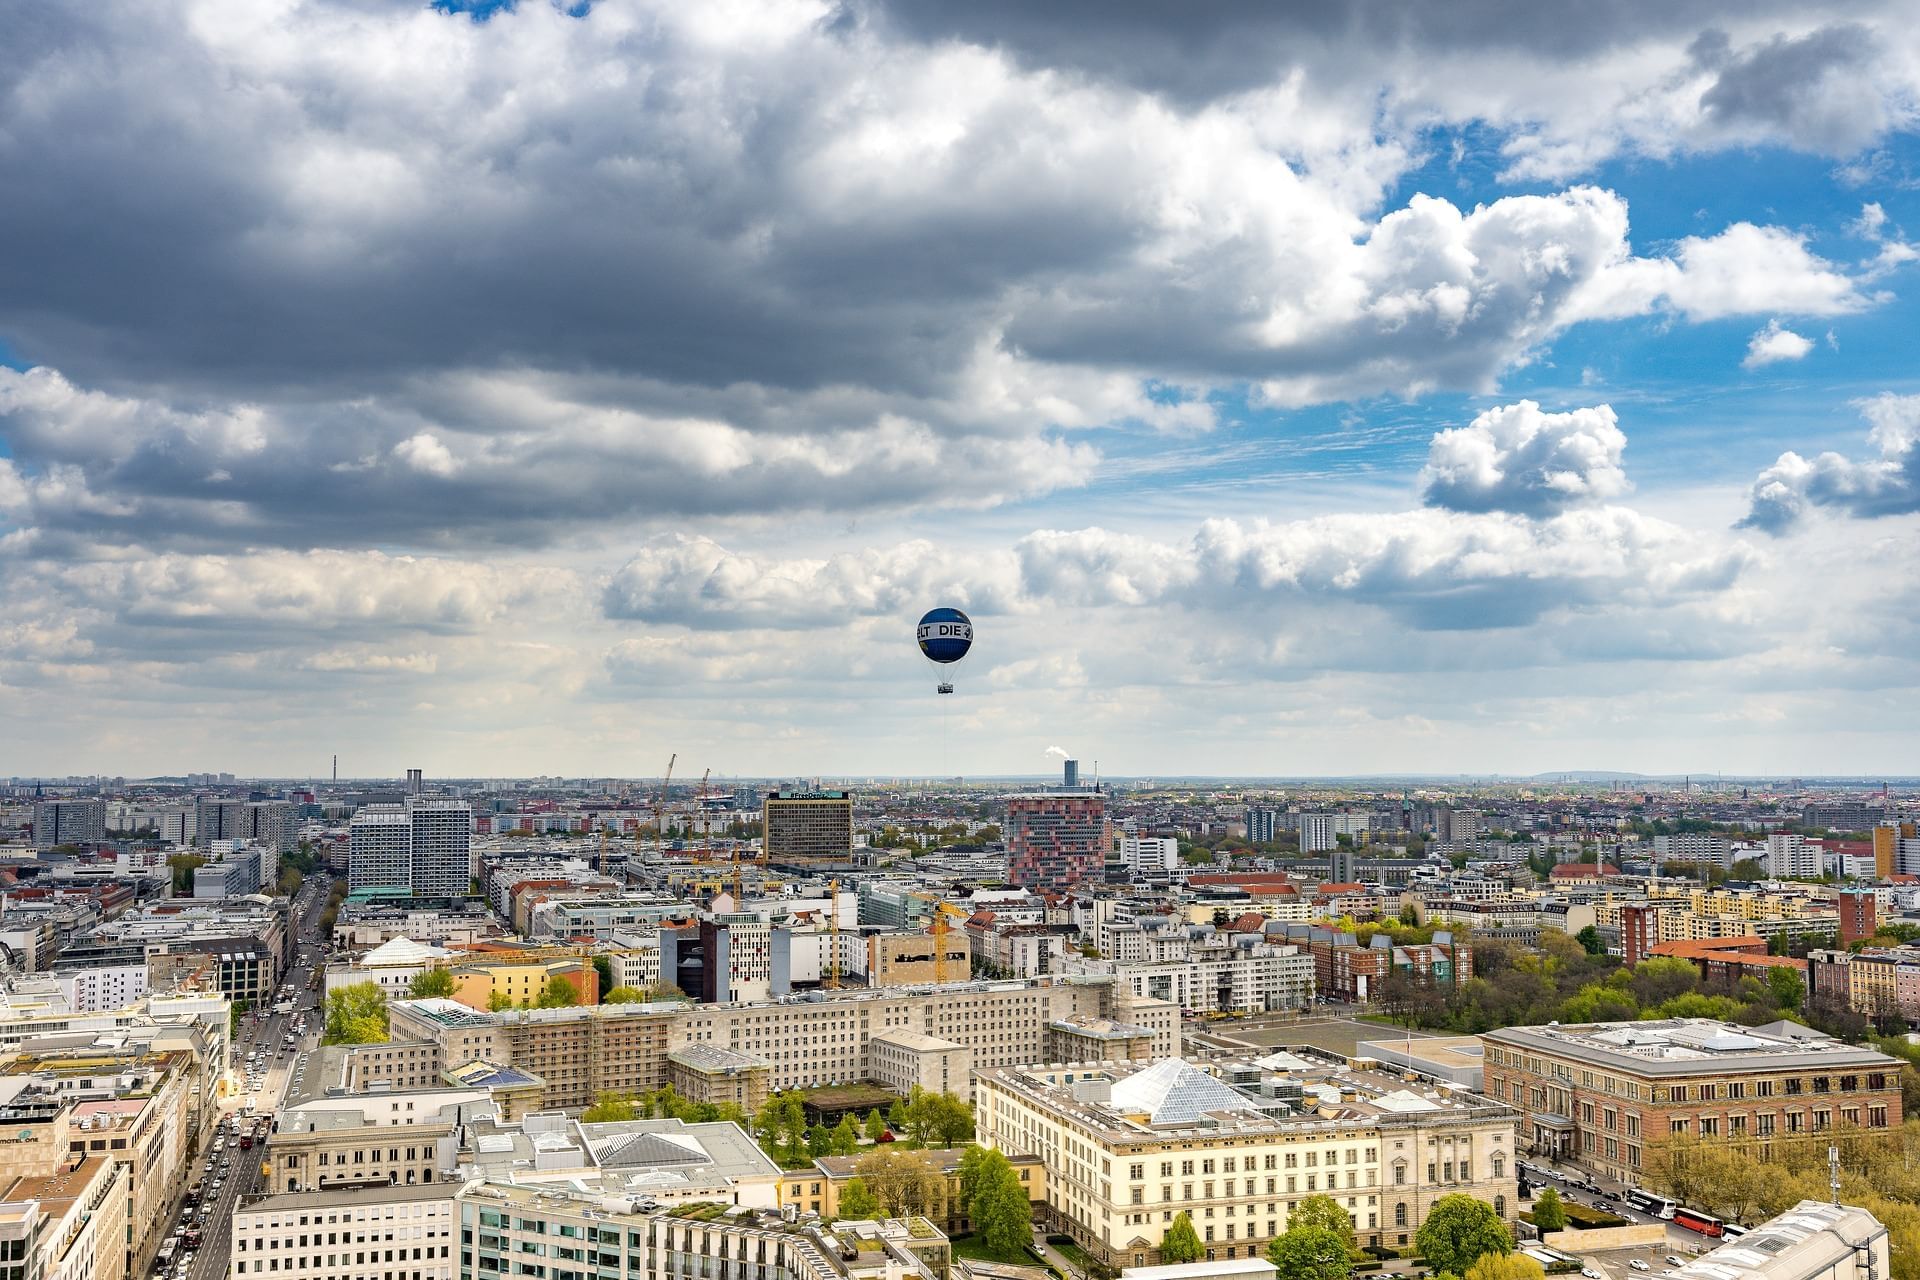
[
  {"x1": 1482, "y1": 1018, "x2": 1902, "y2": 1185},
  {"x1": 763, "y1": 792, "x2": 854, "y2": 864},
  {"x1": 1007, "y1": 791, "x2": 1106, "y2": 891}
]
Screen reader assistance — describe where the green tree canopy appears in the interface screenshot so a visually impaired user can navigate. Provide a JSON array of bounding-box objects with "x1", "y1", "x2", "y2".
[
  {"x1": 1415, "y1": 1194, "x2": 1512, "y2": 1277},
  {"x1": 1574, "y1": 926, "x2": 1605, "y2": 955},
  {"x1": 969, "y1": 1147, "x2": 1032, "y2": 1257},
  {"x1": 864, "y1": 1109, "x2": 888, "y2": 1142},
  {"x1": 837, "y1": 1178, "x2": 880, "y2": 1220},
  {"x1": 1289, "y1": 1194, "x2": 1357, "y2": 1254},
  {"x1": 1266, "y1": 1225, "x2": 1352, "y2": 1280},
  {"x1": 537, "y1": 974, "x2": 582, "y2": 1008},
  {"x1": 602, "y1": 985, "x2": 647, "y2": 1004},
  {"x1": 583, "y1": 1092, "x2": 638, "y2": 1123},
  {"x1": 407, "y1": 968, "x2": 456, "y2": 999},
  {"x1": 323, "y1": 982, "x2": 389, "y2": 1045},
  {"x1": 1161, "y1": 1211, "x2": 1203, "y2": 1264},
  {"x1": 1530, "y1": 1186, "x2": 1567, "y2": 1233}
]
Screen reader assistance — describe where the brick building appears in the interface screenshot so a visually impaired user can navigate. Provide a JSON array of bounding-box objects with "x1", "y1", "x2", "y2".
[{"x1": 1483, "y1": 1018, "x2": 1901, "y2": 1185}]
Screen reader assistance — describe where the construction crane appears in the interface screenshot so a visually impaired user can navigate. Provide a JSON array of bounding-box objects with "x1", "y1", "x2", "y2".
[
  {"x1": 652, "y1": 753, "x2": 677, "y2": 846},
  {"x1": 825, "y1": 878, "x2": 841, "y2": 989},
  {"x1": 931, "y1": 900, "x2": 968, "y2": 985}
]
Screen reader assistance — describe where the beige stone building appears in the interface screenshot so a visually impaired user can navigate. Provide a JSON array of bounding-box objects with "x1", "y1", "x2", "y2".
[
  {"x1": 0, "y1": 1155, "x2": 129, "y2": 1280},
  {"x1": 666, "y1": 1045, "x2": 771, "y2": 1113},
  {"x1": 231, "y1": 1180, "x2": 456, "y2": 1280},
  {"x1": 387, "y1": 976, "x2": 1179, "y2": 1109},
  {"x1": 264, "y1": 1087, "x2": 489, "y2": 1194},
  {"x1": 976, "y1": 1057, "x2": 1517, "y2": 1268},
  {"x1": 868, "y1": 1029, "x2": 972, "y2": 1097}
]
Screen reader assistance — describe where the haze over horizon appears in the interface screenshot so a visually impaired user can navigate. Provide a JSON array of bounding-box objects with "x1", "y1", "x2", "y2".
[{"x1": 4, "y1": 0, "x2": 1919, "y2": 776}]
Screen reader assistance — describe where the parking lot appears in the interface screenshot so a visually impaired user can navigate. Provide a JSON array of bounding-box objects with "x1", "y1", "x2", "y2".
[{"x1": 1516, "y1": 1157, "x2": 1725, "y2": 1279}]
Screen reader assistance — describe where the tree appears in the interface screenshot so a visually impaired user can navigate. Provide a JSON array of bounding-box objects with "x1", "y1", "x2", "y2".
[
  {"x1": 1466, "y1": 1255, "x2": 1547, "y2": 1280},
  {"x1": 855, "y1": 1148, "x2": 942, "y2": 1218},
  {"x1": 1574, "y1": 926, "x2": 1605, "y2": 956},
  {"x1": 592, "y1": 954, "x2": 614, "y2": 996},
  {"x1": 1766, "y1": 966, "x2": 1806, "y2": 1011},
  {"x1": 487, "y1": 991, "x2": 514, "y2": 1012},
  {"x1": 1530, "y1": 1186, "x2": 1567, "y2": 1232},
  {"x1": 1730, "y1": 858, "x2": 1767, "y2": 881},
  {"x1": 602, "y1": 986, "x2": 646, "y2": 1004},
  {"x1": 584, "y1": 1092, "x2": 638, "y2": 1123},
  {"x1": 1160, "y1": 1211, "x2": 1203, "y2": 1264},
  {"x1": 831, "y1": 1115, "x2": 860, "y2": 1157},
  {"x1": 537, "y1": 974, "x2": 582, "y2": 1008},
  {"x1": 1289, "y1": 1195, "x2": 1357, "y2": 1255},
  {"x1": 971, "y1": 1148, "x2": 1032, "y2": 1257},
  {"x1": 1266, "y1": 1225, "x2": 1352, "y2": 1280},
  {"x1": 864, "y1": 1109, "x2": 888, "y2": 1142},
  {"x1": 408, "y1": 968, "x2": 455, "y2": 999},
  {"x1": 323, "y1": 982, "x2": 389, "y2": 1045},
  {"x1": 808, "y1": 1123, "x2": 833, "y2": 1157},
  {"x1": 838, "y1": 1177, "x2": 880, "y2": 1220},
  {"x1": 167, "y1": 853, "x2": 208, "y2": 895},
  {"x1": 1414, "y1": 1194, "x2": 1512, "y2": 1277}
]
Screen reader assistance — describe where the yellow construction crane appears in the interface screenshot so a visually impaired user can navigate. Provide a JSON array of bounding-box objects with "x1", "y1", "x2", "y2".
[
  {"x1": 931, "y1": 900, "x2": 968, "y2": 985},
  {"x1": 825, "y1": 878, "x2": 841, "y2": 989}
]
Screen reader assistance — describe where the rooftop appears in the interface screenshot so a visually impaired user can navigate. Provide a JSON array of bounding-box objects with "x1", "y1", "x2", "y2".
[
  {"x1": 1484, "y1": 1018, "x2": 1899, "y2": 1075},
  {"x1": 1671, "y1": 1201, "x2": 1884, "y2": 1280}
]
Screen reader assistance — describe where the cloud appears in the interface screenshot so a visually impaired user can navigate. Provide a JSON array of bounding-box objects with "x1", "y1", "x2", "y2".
[
  {"x1": 1696, "y1": 24, "x2": 1899, "y2": 154},
  {"x1": 602, "y1": 535, "x2": 1020, "y2": 628},
  {"x1": 1420, "y1": 401, "x2": 1629, "y2": 516},
  {"x1": 0, "y1": 6, "x2": 1906, "y2": 563},
  {"x1": 607, "y1": 508, "x2": 1752, "y2": 636},
  {"x1": 1741, "y1": 320, "x2": 1816, "y2": 369},
  {"x1": 1739, "y1": 394, "x2": 1920, "y2": 532},
  {"x1": 1573, "y1": 223, "x2": 1869, "y2": 324}
]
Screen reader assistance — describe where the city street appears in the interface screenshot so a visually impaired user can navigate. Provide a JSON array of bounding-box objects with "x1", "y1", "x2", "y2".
[{"x1": 168, "y1": 870, "x2": 332, "y2": 1280}]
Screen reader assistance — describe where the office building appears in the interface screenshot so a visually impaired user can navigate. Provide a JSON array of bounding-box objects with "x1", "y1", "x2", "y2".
[
  {"x1": 388, "y1": 974, "x2": 1180, "y2": 1107},
  {"x1": 29, "y1": 799, "x2": 105, "y2": 851},
  {"x1": 349, "y1": 805, "x2": 412, "y2": 893},
  {"x1": 195, "y1": 798, "x2": 294, "y2": 853},
  {"x1": 1483, "y1": 1018, "x2": 1903, "y2": 1185},
  {"x1": 232, "y1": 1181, "x2": 456, "y2": 1280},
  {"x1": 1802, "y1": 802, "x2": 1883, "y2": 832},
  {"x1": 349, "y1": 799, "x2": 472, "y2": 896},
  {"x1": 0, "y1": 1156, "x2": 128, "y2": 1280},
  {"x1": 408, "y1": 799, "x2": 472, "y2": 897},
  {"x1": 763, "y1": 791, "x2": 854, "y2": 864},
  {"x1": 1119, "y1": 835, "x2": 1179, "y2": 876},
  {"x1": 1247, "y1": 809, "x2": 1280, "y2": 844},
  {"x1": 976, "y1": 1056, "x2": 1517, "y2": 1267},
  {"x1": 1007, "y1": 790, "x2": 1106, "y2": 890}
]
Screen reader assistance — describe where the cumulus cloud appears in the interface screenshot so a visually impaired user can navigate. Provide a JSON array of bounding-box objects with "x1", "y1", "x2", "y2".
[
  {"x1": 1741, "y1": 320, "x2": 1816, "y2": 369},
  {"x1": 1420, "y1": 401, "x2": 1630, "y2": 515},
  {"x1": 0, "y1": 4, "x2": 1906, "y2": 562},
  {"x1": 1740, "y1": 394, "x2": 1920, "y2": 532},
  {"x1": 603, "y1": 536, "x2": 1020, "y2": 628},
  {"x1": 606, "y1": 507, "x2": 1751, "y2": 634}
]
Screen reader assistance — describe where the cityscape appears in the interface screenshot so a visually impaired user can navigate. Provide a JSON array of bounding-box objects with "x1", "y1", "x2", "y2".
[{"x1": 3, "y1": 6, "x2": 1920, "y2": 1280}]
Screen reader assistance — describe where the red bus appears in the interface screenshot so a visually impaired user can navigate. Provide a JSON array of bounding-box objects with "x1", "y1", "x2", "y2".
[{"x1": 1674, "y1": 1208, "x2": 1724, "y2": 1238}]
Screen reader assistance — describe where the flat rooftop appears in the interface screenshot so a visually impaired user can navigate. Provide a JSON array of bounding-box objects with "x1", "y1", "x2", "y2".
[{"x1": 1483, "y1": 1018, "x2": 1898, "y2": 1076}]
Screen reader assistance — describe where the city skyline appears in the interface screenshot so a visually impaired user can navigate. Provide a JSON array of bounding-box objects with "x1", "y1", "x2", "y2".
[{"x1": 3, "y1": 2, "x2": 1919, "y2": 775}]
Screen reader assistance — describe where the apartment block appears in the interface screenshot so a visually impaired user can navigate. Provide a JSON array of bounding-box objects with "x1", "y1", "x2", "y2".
[{"x1": 763, "y1": 792, "x2": 854, "y2": 864}]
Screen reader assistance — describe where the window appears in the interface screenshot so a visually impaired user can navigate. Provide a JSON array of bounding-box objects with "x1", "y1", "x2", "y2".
[{"x1": 1394, "y1": 1204, "x2": 1407, "y2": 1228}]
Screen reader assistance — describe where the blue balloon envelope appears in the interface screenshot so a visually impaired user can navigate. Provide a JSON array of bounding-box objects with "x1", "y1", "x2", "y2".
[{"x1": 916, "y1": 607, "x2": 973, "y2": 664}]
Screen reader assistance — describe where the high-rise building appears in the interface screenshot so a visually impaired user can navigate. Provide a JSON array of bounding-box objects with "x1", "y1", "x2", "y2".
[
  {"x1": 1766, "y1": 833, "x2": 1821, "y2": 878},
  {"x1": 29, "y1": 798, "x2": 106, "y2": 850},
  {"x1": 1872, "y1": 824, "x2": 1913, "y2": 879},
  {"x1": 1298, "y1": 812, "x2": 1336, "y2": 853},
  {"x1": 1062, "y1": 758, "x2": 1079, "y2": 788},
  {"x1": 1621, "y1": 903, "x2": 1659, "y2": 964},
  {"x1": 195, "y1": 798, "x2": 295, "y2": 852},
  {"x1": 1803, "y1": 801, "x2": 1883, "y2": 832},
  {"x1": 349, "y1": 804, "x2": 411, "y2": 893},
  {"x1": 1247, "y1": 808, "x2": 1280, "y2": 843},
  {"x1": 1007, "y1": 790, "x2": 1106, "y2": 890},
  {"x1": 762, "y1": 790, "x2": 853, "y2": 863},
  {"x1": 1838, "y1": 889, "x2": 1879, "y2": 948},
  {"x1": 409, "y1": 799, "x2": 472, "y2": 896},
  {"x1": 1328, "y1": 843, "x2": 1358, "y2": 885},
  {"x1": 350, "y1": 798, "x2": 472, "y2": 895}
]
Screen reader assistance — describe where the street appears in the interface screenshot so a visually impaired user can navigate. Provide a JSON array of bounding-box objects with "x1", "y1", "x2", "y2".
[{"x1": 163, "y1": 871, "x2": 332, "y2": 1280}]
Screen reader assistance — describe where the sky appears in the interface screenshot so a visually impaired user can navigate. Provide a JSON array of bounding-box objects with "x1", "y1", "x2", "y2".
[{"x1": 3, "y1": 0, "x2": 1920, "y2": 780}]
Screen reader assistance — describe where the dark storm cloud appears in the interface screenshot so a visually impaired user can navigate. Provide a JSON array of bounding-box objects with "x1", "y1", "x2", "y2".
[{"x1": 1698, "y1": 23, "x2": 1894, "y2": 151}]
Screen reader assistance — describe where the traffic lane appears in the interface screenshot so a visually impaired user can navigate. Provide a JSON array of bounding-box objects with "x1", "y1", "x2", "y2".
[{"x1": 192, "y1": 1133, "x2": 266, "y2": 1280}]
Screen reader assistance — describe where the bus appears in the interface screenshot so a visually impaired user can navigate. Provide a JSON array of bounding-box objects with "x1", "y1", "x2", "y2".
[
  {"x1": 155, "y1": 1239, "x2": 179, "y2": 1268},
  {"x1": 1624, "y1": 1190, "x2": 1679, "y2": 1219},
  {"x1": 1721, "y1": 1225, "x2": 1749, "y2": 1241},
  {"x1": 1674, "y1": 1208, "x2": 1725, "y2": 1238}
]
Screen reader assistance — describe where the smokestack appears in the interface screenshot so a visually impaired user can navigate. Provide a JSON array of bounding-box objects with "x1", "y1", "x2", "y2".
[
  {"x1": 1064, "y1": 759, "x2": 1079, "y2": 788},
  {"x1": 332, "y1": 755, "x2": 337, "y2": 782},
  {"x1": 407, "y1": 768, "x2": 423, "y2": 796}
]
